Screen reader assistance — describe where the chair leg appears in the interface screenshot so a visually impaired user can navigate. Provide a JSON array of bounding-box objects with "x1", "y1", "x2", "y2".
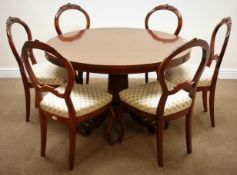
[
  {"x1": 202, "y1": 90, "x2": 208, "y2": 112},
  {"x1": 105, "y1": 107, "x2": 116, "y2": 145},
  {"x1": 209, "y1": 89, "x2": 216, "y2": 127},
  {"x1": 145, "y1": 73, "x2": 149, "y2": 83},
  {"x1": 156, "y1": 121, "x2": 164, "y2": 167},
  {"x1": 117, "y1": 104, "x2": 125, "y2": 143},
  {"x1": 68, "y1": 124, "x2": 77, "y2": 170},
  {"x1": 86, "y1": 72, "x2": 90, "y2": 84},
  {"x1": 39, "y1": 111, "x2": 47, "y2": 157},
  {"x1": 23, "y1": 84, "x2": 30, "y2": 122},
  {"x1": 185, "y1": 112, "x2": 192, "y2": 153}
]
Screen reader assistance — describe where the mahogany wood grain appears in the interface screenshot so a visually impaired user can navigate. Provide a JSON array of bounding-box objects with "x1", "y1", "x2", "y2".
[
  {"x1": 47, "y1": 28, "x2": 189, "y2": 74},
  {"x1": 47, "y1": 28, "x2": 190, "y2": 100}
]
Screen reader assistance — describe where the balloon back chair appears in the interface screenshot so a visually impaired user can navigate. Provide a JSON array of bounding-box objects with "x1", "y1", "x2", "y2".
[
  {"x1": 6, "y1": 17, "x2": 67, "y2": 122},
  {"x1": 166, "y1": 17, "x2": 232, "y2": 127},
  {"x1": 118, "y1": 39, "x2": 209, "y2": 166},
  {"x1": 21, "y1": 40, "x2": 116, "y2": 170}
]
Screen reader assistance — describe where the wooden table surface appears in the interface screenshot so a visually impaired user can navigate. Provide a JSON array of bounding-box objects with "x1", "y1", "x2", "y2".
[{"x1": 47, "y1": 28, "x2": 190, "y2": 74}]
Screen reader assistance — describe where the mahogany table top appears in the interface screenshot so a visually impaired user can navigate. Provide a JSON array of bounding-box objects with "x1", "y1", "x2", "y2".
[{"x1": 47, "y1": 28, "x2": 190, "y2": 74}]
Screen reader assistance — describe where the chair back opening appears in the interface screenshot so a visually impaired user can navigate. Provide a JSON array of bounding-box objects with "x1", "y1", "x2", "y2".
[
  {"x1": 145, "y1": 4, "x2": 183, "y2": 35},
  {"x1": 54, "y1": 3, "x2": 90, "y2": 35}
]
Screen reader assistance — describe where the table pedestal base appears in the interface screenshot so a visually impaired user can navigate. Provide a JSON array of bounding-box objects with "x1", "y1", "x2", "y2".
[
  {"x1": 77, "y1": 113, "x2": 107, "y2": 136},
  {"x1": 108, "y1": 74, "x2": 128, "y2": 105}
]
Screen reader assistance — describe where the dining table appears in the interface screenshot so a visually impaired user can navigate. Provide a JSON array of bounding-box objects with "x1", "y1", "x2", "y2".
[{"x1": 46, "y1": 27, "x2": 190, "y2": 135}]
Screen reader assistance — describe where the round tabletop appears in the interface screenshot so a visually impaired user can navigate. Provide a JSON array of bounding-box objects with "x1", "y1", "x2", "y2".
[{"x1": 47, "y1": 28, "x2": 190, "y2": 74}]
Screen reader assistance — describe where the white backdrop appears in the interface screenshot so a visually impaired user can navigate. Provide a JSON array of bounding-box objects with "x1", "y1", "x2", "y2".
[{"x1": 0, "y1": 0, "x2": 236, "y2": 78}]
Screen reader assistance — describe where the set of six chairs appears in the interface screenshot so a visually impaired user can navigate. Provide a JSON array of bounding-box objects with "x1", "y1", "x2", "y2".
[{"x1": 7, "y1": 3, "x2": 232, "y2": 170}]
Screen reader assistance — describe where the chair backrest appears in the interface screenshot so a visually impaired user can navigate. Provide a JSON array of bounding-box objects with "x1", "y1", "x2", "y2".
[
  {"x1": 157, "y1": 39, "x2": 209, "y2": 116},
  {"x1": 21, "y1": 40, "x2": 76, "y2": 118},
  {"x1": 54, "y1": 3, "x2": 90, "y2": 35},
  {"x1": 145, "y1": 4, "x2": 183, "y2": 36},
  {"x1": 207, "y1": 17, "x2": 232, "y2": 84},
  {"x1": 6, "y1": 17, "x2": 37, "y2": 79}
]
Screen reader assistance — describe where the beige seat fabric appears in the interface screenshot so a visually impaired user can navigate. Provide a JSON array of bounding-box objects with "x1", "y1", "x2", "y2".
[
  {"x1": 119, "y1": 81, "x2": 192, "y2": 116},
  {"x1": 30, "y1": 62, "x2": 67, "y2": 85},
  {"x1": 40, "y1": 84, "x2": 112, "y2": 118},
  {"x1": 166, "y1": 63, "x2": 214, "y2": 87}
]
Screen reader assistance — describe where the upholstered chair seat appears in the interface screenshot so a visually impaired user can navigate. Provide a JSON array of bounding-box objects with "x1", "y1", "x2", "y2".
[
  {"x1": 119, "y1": 81, "x2": 192, "y2": 116},
  {"x1": 29, "y1": 62, "x2": 67, "y2": 85},
  {"x1": 166, "y1": 63, "x2": 214, "y2": 87},
  {"x1": 40, "y1": 84, "x2": 112, "y2": 118}
]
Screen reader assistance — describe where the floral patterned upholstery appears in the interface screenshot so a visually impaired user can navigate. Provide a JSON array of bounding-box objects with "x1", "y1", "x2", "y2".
[
  {"x1": 30, "y1": 62, "x2": 67, "y2": 85},
  {"x1": 166, "y1": 63, "x2": 214, "y2": 87},
  {"x1": 40, "y1": 84, "x2": 112, "y2": 118},
  {"x1": 119, "y1": 81, "x2": 192, "y2": 116}
]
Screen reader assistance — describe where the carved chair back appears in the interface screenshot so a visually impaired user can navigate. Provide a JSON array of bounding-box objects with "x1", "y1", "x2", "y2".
[
  {"x1": 207, "y1": 17, "x2": 232, "y2": 85},
  {"x1": 54, "y1": 3, "x2": 90, "y2": 35},
  {"x1": 157, "y1": 39, "x2": 209, "y2": 117},
  {"x1": 145, "y1": 4, "x2": 183, "y2": 36},
  {"x1": 6, "y1": 17, "x2": 36, "y2": 80},
  {"x1": 21, "y1": 40, "x2": 76, "y2": 119}
]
